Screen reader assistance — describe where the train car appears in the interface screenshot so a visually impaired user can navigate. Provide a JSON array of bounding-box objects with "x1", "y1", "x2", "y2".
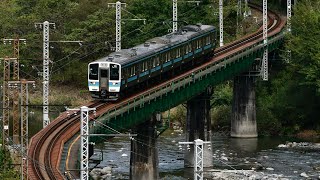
[
  {"x1": 88, "y1": 61, "x2": 121, "y2": 100},
  {"x1": 88, "y1": 24, "x2": 216, "y2": 101}
]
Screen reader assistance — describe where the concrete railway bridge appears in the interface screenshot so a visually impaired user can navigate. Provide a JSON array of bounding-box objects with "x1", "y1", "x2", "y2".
[{"x1": 28, "y1": 3, "x2": 287, "y2": 180}]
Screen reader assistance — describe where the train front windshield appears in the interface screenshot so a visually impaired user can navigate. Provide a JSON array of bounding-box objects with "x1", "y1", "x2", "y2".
[
  {"x1": 89, "y1": 64, "x2": 99, "y2": 80},
  {"x1": 110, "y1": 64, "x2": 120, "y2": 80}
]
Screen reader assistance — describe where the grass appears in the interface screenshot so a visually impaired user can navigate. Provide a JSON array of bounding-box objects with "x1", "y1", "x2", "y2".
[{"x1": 29, "y1": 84, "x2": 92, "y2": 109}]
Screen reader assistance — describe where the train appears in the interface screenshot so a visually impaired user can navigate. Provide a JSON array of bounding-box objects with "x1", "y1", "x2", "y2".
[{"x1": 88, "y1": 24, "x2": 217, "y2": 101}]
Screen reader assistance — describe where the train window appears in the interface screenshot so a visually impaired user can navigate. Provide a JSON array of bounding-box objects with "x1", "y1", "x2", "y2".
[
  {"x1": 89, "y1": 64, "x2": 99, "y2": 80},
  {"x1": 152, "y1": 59, "x2": 156, "y2": 67},
  {"x1": 130, "y1": 66, "x2": 135, "y2": 76},
  {"x1": 153, "y1": 57, "x2": 160, "y2": 67},
  {"x1": 177, "y1": 48, "x2": 180, "y2": 58},
  {"x1": 110, "y1": 64, "x2": 120, "y2": 80},
  {"x1": 142, "y1": 62, "x2": 145, "y2": 71},
  {"x1": 142, "y1": 61, "x2": 148, "y2": 71},
  {"x1": 171, "y1": 49, "x2": 175, "y2": 59},
  {"x1": 206, "y1": 36, "x2": 210, "y2": 45},
  {"x1": 101, "y1": 69, "x2": 108, "y2": 78}
]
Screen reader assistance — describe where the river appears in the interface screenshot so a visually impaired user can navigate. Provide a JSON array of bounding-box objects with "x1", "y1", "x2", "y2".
[{"x1": 90, "y1": 130, "x2": 320, "y2": 179}]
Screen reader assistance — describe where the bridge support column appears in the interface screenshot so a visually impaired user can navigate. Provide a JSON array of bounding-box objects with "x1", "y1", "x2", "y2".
[
  {"x1": 130, "y1": 114, "x2": 159, "y2": 180},
  {"x1": 231, "y1": 76, "x2": 257, "y2": 138},
  {"x1": 184, "y1": 87, "x2": 213, "y2": 167}
]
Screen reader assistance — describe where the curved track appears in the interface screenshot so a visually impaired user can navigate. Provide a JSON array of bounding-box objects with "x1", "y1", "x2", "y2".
[{"x1": 28, "y1": 4, "x2": 286, "y2": 180}]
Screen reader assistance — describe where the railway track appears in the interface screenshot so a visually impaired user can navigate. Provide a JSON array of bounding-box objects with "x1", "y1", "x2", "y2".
[{"x1": 28, "y1": 4, "x2": 286, "y2": 180}]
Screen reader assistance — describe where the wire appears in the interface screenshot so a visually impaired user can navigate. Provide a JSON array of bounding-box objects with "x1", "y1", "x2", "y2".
[
  {"x1": 122, "y1": 8, "x2": 143, "y2": 20},
  {"x1": 52, "y1": 41, "x2": 107, "y2": 64},
  {"x1": 94, "y1": 116, "x2": 179, "y2": 148},
  {"x1": 52, "y1": 46, "x2": 84, "y2": 64},
  {"x1": 51, "y1": 46, "x2": 107, "y2": 75}
]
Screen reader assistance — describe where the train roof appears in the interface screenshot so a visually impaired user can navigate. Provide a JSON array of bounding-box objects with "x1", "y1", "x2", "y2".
[{"x1": 92, "y1": 24, "x2": 215, "y2": 66}]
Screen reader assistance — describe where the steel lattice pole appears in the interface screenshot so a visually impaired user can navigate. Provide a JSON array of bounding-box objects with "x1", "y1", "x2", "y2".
[
  {"x1": 219, "y1": 0, "x2": 223, "y2": 47},
  {"x1": 194, "y1": 139, "x2": 204, "y2": 180},
  {"x1": 285, "y1": 0, "x2": 292, "y2": 63},
  {"x1": 2, "y1": 58, "x2": 11, "y2": 146},
  {"x1": 173, "y1": 0, "x2": 178, "y2": 32},
  {"x1": 3, "y1": 38, "x2": 26, "y2": 144},
  {"x1": 116, "y1": 1, "x2": 122, "y2": 52},
  {"x1": 80, "y1": 106, "x2": 89, "y2": 180},
  {"x1": 43, "y1": 21, "x2": 51, "y2": 128},
  {"x1": 262, "y1": 0, "x2": 268, "y2": 81},
  {"x1": 108, "y1": 1, "x2": 126, "y2": 52},
  {"x1": 80, "y1": 106, "x2": 95, "y2": 180},
  {"x1": 287, "y1": 0, "x2": 291, "y2": 32},
  {"x1": 13, "y1": 39, "x2": 20, "y2": 144},
  {"x1": 20, "y1": 80, "x2": 30, "y2": 180}
]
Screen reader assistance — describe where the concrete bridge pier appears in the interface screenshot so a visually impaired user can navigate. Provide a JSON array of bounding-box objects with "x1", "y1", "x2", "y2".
[
  {"x1": 184, "y1": 87, "x2": 213, "y2": 167},
  {"x1": 130, "y1": 114, "x2": 159, "y2": 180},
  {"x1": 231, "y1": 76, "x2": 257, "y2": 138}
]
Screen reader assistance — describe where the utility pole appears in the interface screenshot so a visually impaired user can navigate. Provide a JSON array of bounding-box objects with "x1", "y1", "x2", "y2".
[
  {"x1": 3, "y1": 38, "x2": 26, "y2": 144},
  {"x1": 108, "y1": 1, "x2": 146, "y2": 52},
  {"x1": 108, "y1": 1, "x2": 126, "y2": 52},
  {"x1": 179, "y1": 139, "x2": 210, "y2": 180},
  {"x1": 35, "y1": 21, "x2": 56, "y2": 128},
  {"x1": 287, "y1": 0, "x2": 291, "y2": 32},
  {"x1": 172, "y1": 0, "x2": 200, "y2": 32},
  {"x1": 9, "y1": 79, "x2": 35, "y2": 180},
  {"x1": 0, "y1": 57, "x2": 17, "y2": 146},
  {"x1": 244, "y1": 0, "x2": 251, "y2": 17},
  {"x1": 173, "y1": 0, "x2": 178, "y2": 32},
  {"x1": 66, "y1": 107, "x2": 96, "y2": 180},
  {"x1": 237, "y1": 0, "x2": 242, "y2": 18},
  {"x1": 286, "y1": 0, "x2": 292, "y2": 63},
  {"x1": 236, "y1": 0, "x2": 242, "y2": 35},
  {"x1": 262, "y1": 0, "x2": 268, "y2": 81},
  {"x1": 219, "y1": 0, "x2": 223, "y2": 47},
  {"x1": 80, "y1": 106, "x2": 96, "y2": 180}
]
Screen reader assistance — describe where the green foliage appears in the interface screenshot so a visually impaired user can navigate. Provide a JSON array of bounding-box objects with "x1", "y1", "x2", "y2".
[
  {"x1": 170, "y1": 105, "x2": 186, "y2": 127},
  {"x1": 286, "y1": 0, "x2": 320, "y2": 95},
  {"x1": 0, "y1": 147, "x2": 20, "y2": 179},
  {"x1": 252, "y1": 0, "x2": 320, "y2": 136},
  {"x1": 210, "y1": 82, "x2": 232, "y2": 130}
]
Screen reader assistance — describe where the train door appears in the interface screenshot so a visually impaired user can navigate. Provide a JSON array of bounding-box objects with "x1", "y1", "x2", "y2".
[{"x1": 99, "y1": 68, "x2": 109, "y2": 97}]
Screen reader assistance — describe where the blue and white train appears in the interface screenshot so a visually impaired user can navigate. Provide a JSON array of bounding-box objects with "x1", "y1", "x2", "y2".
[{"x1": 88, "y1": 24, "x2": 217, "y2": 101}]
